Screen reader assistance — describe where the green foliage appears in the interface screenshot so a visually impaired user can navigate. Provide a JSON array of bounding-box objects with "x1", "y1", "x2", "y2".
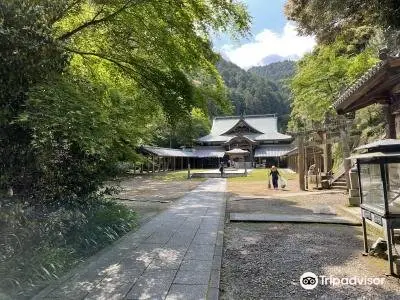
[
  {"x1": 289, "y1": 39, "x2": 379, "y2": 130},
  {"x1": 0, "y1": 1, "x2": 250, "y2": 297},
  {"x1": 1, "y1": 0, "x2": 250, "y2": 201},
  {"x1": 0, "y1": 198, "x2": 136, "y2": 298},
  {"x1": 153, "y1": 108, "x2": 211, "y2": 148},
  {"x1": 284, "y1": 0, "x2": 400, "y2": 45}
]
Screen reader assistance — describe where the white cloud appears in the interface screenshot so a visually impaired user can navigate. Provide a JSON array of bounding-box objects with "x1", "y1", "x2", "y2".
[{"x1": 220, "y1": 23, "x2": 316, "y2": 69}]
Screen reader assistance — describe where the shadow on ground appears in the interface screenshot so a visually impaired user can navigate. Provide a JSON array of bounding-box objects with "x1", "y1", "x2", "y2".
[{"x1": 221, "y1": 192, "x2": 400, "y2": 299}]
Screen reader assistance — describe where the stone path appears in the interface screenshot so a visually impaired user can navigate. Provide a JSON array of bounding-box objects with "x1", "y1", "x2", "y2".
[{"x1": 33, "y1": 179, "x2": 226, "y2": 300}]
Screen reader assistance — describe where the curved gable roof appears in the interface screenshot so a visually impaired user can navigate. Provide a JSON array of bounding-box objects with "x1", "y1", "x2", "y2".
[
  {"x1": 210, "y1": 115, "x2": 278, "y2": 136},
  {"x1": 245, "y1": 115, "x2": 277, "y2": 133}
]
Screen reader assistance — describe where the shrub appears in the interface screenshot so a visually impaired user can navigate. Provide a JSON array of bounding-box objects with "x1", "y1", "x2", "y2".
[{"x1": 0, "y1": 197, "x2": 136, "y2": 299}]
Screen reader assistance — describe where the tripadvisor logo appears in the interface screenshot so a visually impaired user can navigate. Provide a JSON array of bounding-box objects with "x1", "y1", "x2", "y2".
[
  {"x1": 300, "y1": 272, "x2": 318, "y2": 290},
  {"x1": 299, "y1": 272, "x2": 385, "y2": 290}
]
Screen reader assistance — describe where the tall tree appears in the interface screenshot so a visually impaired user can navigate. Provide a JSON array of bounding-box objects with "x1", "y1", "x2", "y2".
[
  {"x1": 284, "y1": 0, "x2": 400, "y2": 46},
  {"x1": 289, "y1": 39, "x2": 379, "y2": 130},
  {"x1": 0, "y1": 0, "x2": 250, "y2": 202}
]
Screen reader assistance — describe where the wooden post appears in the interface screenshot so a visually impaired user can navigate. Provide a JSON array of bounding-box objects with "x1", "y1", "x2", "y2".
[
  {"x1": 187, "y1": 158, "x2": 191, "y2": 179},
  {"x1": 298, "y1": 135, "x2": 305, "y2": 191},
  {"x1": 173, "y1": 157, "x2": 176, "y2": 171},
  {"x1": 340, "y1": 125, "x2": 351, "y2": 191},
  {"x1": 133, "y1": 163, "x2": 136, "y2": 175},
  {"x1": 383, "y1": 103, "x2": 396, "y2": 139},
  {"x1": 158, "y1": 156, "x2": 161, "y2": 172},
  {"x1": 152, "y1": 156, "x2": 155, "y2": 173},
  {"x1": 321, "y1": 131, "x2": 329, "y2": 173}
]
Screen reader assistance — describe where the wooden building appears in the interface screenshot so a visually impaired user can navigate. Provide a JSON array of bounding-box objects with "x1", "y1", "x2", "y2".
[
  {"x1": 196, "y1": 114, "x2": 294, "y2": 167},
  {"x1": 334, "y1": 53, "x2": 400, "y2": 138}
]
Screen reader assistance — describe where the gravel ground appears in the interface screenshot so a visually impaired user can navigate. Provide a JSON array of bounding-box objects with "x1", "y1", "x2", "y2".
[
  {"x1": 220, "y1": 223, "x2": 400, "y2": 299},
  {"x1": 228, "y1": 192, "x2": 350, "y2": 218},
  {"x1": 222, "y1": 191, "x2": 400, "y2": 299}
]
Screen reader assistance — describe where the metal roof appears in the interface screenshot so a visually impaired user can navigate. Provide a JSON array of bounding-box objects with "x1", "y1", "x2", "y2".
[
  {"x1": 199, "y1": 115, "x2": 292, "y2": 143},
  {"x1": 226, "y1": 148, "x2": 249, "y2": 154},
  {"x1": 198, "y1": 134, "x2": 233, "y2": 143},
  {"x1": 355, "y1": 139, "x2": 400, "y2": 151},
  {"x1": 193, "y1": 146, "x2": 225, "y2": 158},
  {"x1": 142, "y1": 146, "x2": 194, "y2": 157},
  {"x1": 254, "y1": 145, "x2": 295, "y2": 158},
  {"x1": 198, "y1": 132, "x2": 292, "y2": 143},
  {"x1": 209, "y1": 115, "x2": 278, "y2": 136},
  {"x1": 350, "y1": 152, "x2": 400, "y2": 160},
  {"x1": 247, "y1": 132, "x2": 293, "y2": 141}
]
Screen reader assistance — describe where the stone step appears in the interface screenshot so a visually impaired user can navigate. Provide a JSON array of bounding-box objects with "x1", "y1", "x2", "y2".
[
  {"x1": 332, "y1": 182, "x2": 347, "y2": 187},
  {"x1": 331, "y1": 185, "x2": 347, "y2": 190}
]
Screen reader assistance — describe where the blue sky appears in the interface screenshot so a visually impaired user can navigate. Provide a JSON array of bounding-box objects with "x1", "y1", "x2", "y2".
[{"x1": 215, "y1": 0, "x2": 315, "y2": 69}]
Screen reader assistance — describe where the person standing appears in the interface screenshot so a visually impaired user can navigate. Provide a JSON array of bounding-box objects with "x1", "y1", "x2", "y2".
[
  {"x1": 219, "y1": 162, "x2": 224, "y2": 177},
  {"x1": 269, "y1": 165, "x2": 280, "y2": 190}
]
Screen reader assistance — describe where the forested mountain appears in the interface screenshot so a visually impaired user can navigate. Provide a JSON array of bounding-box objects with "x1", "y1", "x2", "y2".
[
  {"x1": 216, "y1": 59, "x2": 295, "y2": 130},
  {"x1": 249, "y1": 60, "x2": 296, "y2": 82}
]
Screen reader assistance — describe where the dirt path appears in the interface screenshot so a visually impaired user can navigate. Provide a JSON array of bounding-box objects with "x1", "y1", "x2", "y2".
[{"x1": 111, "y1": 175, "x2": 204, "y2": 223}]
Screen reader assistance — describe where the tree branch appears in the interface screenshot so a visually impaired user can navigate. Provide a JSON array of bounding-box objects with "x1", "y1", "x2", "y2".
[
  {"x1": 57, "y1": 0, "x2": 142, "y2": 41},
  {"x1": 49, "y1": 0, "x2": 83, "y2": 26},
  {"x1": 63, "y1": 47, "x2": 163, "y2": 94}
]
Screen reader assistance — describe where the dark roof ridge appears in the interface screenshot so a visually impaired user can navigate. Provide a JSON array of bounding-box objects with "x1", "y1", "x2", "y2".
[{"x1": 214, "y1": 114, "x2": 277, "y2": 120}]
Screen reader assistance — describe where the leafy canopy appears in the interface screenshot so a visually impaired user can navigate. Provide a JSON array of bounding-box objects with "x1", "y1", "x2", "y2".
[
  {"x1": 0, "y1": 0, "x2": 250, "y2": 202},
  {"x1": 289, "y1": 39, "x2": 379, "y2": 130}
]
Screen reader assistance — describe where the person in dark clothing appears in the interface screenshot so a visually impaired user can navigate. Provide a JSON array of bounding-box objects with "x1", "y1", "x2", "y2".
[
  {"x1": 219, "y1": 163, "x2": 224, "y2": 177},
  {"x1": 269, "y1": 165, "x2": 280, "y2": 189}
]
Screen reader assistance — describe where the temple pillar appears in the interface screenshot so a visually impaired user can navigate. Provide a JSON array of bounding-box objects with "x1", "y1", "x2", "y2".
[
  {"x1": 340, "y1": 126, "x2": 351, "y2": 191},
  {"x1": 383, "y1": 103, "x2": 396, "y2": 139}
]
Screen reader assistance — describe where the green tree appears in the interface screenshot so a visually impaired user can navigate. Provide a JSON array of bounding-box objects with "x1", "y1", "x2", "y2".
[
  {"x1": 0, "y1": 0, "x2": 250, "y2": 202},
  {"x1": 284, "y1": 0, "x2": 400, "y2": 45},
  {"x1": 289, "y1": 39, "x2": 379, "y2": 130}
]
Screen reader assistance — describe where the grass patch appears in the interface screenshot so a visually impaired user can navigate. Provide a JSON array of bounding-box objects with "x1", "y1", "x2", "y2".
[{"x1": 228, "y1": 168, "x2": 297, "y2": 182}]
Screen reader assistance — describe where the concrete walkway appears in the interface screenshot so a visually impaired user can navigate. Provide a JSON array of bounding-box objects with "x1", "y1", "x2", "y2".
[{"x1": 33, "y1": 179, "x2": 227, "y2": 300}]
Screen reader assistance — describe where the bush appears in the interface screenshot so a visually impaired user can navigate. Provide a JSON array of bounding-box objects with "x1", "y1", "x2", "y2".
[{"x1": 0, "y1": 197, "x2": 136, "y2": 299}]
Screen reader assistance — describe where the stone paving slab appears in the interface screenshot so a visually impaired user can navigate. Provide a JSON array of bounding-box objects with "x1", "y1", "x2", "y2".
[
  {"x1": 33, "y1": 179, "x2": 227, "y2": 300},
  {"x1": 229, "y1": 212, "x2": 362, "y2": 225}
]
